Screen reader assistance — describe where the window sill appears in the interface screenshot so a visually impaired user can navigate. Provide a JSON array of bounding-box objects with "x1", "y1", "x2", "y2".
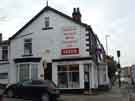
[
  {"x1": 42, "y1": 27, "x2": 53, "y2": 30},
  {"x1": 22, "y1": 54, "x2": 33, "y2": 57},
  {"x1": 0, "y1": 60, "x2": 8, "y2": 61}
]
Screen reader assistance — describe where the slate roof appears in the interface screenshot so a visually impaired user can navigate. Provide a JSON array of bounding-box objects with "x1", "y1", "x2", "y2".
[{"x1": 0, "y1": 40, "x2": 9, "y2": 45}]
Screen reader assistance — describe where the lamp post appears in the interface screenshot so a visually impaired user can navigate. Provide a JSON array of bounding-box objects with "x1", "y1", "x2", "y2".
[{"x1": 105, "y1": 35, "x2": 110, "y2": 55}]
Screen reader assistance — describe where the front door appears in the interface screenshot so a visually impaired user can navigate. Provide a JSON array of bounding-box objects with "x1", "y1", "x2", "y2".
[
  {"x1": 44, "y1": 63, "x2": 52, "y2": 80},
  {"x1": 84, "y1": 64, "x2": 91, "y2": 90}
]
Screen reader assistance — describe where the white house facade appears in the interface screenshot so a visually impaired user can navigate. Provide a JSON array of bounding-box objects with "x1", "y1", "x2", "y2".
[{"x1": 0, "y1": 6, "x2": 109, "y2": 92}]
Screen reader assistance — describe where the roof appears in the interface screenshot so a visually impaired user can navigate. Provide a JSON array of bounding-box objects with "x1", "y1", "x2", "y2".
[
  {"x1": 9, "y1": 6, "x2": 88, "y2": 40},
  {"x1": 0, "y1": 40, "x2": 9, "y2": 45}
]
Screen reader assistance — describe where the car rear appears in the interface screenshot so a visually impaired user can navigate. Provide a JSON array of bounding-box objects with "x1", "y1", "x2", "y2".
[
  {"x1": 30, "y1": 80, "x2": 60, "y2": 100},
  {"x1": 44, "y1": 81, "x2": 60, "y2": 100}
]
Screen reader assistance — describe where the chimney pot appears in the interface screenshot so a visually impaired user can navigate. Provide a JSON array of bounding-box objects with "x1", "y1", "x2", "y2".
[
  {"x1": 73, "y1": 8, "x2": 76, "y2": 12},
  {"x1": 77, "y1": 8, "x2": 81, "y2": 16},
  {"x1": 72, "y1": 8, "x2": 77, "y2": 19},
  {"x1": 72, "y1": 7, "x2": 81, "y2": 22}
]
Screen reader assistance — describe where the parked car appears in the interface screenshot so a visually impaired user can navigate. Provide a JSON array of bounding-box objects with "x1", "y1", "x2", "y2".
[
  {"x1": 0, "y1": 83, "x2": 7, "y2": 89},
  {"x1": 3, "y1": 80, "x2": 60, "y2": 101}
]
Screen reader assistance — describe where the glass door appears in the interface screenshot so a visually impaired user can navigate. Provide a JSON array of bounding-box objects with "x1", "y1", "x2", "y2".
[{"x1": 84, "y1": 64, "x2": 91, "y2": 89}]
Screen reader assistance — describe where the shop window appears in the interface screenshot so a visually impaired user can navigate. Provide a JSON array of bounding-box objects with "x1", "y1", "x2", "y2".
[
  {"x1": 24, "y1": 39, "x2": 32, "y2": 56},
  {"x1": 2, "y1": 46, "x2": 8, "y2": 60},
  {"x1": 58, "y1": 64, "x2": 79, "y2": 88},
  {"x1": 17, "y1": 63, "x2": 38, "y2": 82}
]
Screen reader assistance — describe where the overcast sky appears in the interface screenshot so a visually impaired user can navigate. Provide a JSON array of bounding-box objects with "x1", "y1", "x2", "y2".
[{"x1": 0, "y1": 0, "x2": 134, "y2": 66}]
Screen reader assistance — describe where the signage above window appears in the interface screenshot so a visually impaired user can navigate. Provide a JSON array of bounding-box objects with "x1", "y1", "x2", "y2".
[{"x1": 61, "y1": 48, "x2": 79, "y2": 55}]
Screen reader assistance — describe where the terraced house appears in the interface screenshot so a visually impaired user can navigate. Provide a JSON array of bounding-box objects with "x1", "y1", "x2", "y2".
[{"x1": 0, "y1": 5, "x2": 109, "y2": 93}]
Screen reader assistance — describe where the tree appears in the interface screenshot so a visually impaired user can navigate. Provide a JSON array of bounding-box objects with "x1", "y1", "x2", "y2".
[{"x1": 106, "y1": 56, "x2": 118, "y2": 85}]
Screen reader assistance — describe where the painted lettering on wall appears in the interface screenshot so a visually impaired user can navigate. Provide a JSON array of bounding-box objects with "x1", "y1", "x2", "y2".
[{"x1": 61, "y1": 26, "x2": 80, "y2": 55}]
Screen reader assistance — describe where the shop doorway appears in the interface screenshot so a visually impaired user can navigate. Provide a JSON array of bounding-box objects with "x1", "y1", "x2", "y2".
[{"x1": 44, "y1": 63, "x2": 52, "y2": 80}]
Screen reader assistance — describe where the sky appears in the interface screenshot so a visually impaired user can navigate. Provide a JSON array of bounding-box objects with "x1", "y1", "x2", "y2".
[{"x1": 0, "y1": 0, "x2": 135, "y2": 66}]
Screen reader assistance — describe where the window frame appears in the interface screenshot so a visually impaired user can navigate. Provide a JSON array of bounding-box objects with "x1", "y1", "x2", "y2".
[
  {"x1": 16, "y1": 63, "x2": 38, "y2": 82},
  {"x1": 24, "y1": 38, "x2": 32, "y2": 56},
  {"x1": 0, "y1": 73, "x2": 8, "y2": 79},
  {"x1": 2, "y1": 46, "x2": 8, "y2": 61},
  {"x1": 42, "y1": 16, "x2": 53, "y2": 30},
  {"x1": 44, "y1": 17, "x2": 50, "y2": 28},
  {"x1": 57, "y1": 64, "x2": 80, "y2": 88}
]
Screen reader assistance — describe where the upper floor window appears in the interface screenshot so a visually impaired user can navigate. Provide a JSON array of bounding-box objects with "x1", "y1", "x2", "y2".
[
  {"x1": 42, "y1": 17, "x2": 53, "y2": 30},
  {"x1": 24, "y1": 39, "x2": 32, "y2": 55},
  {"x1": 2, "y1": 46, "x2": 8, "y2": 60},
  {"x1": 0, "y1": 73, "x2": 8, "y2": 79},
  {"x1": 45, "y1": 17, "x2": 50, "y2": 28}
]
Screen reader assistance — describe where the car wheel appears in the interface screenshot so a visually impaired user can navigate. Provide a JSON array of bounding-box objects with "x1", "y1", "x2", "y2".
[
  {"x1": 7, "y1": 89, "x2": 14, "y2": 98},
  {"x1": 41, "y1": 93, "x2": 50, "y2": 101}
]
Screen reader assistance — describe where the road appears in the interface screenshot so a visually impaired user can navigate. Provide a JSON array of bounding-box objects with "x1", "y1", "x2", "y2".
[{"x1": 1, "y1": 83, "x2": 135, "y2": 101}]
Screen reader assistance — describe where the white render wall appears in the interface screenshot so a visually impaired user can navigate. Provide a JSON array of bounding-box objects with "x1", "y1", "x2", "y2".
[
  {"x1": 8, "y1": 9, "x2": 102, "y2": 89},
  {"x1": 10, "y1": 10, "x2": 89, "y2": 61},
  {"x1": 9, "y1": 10, "x2": 90, "y2": 84}
]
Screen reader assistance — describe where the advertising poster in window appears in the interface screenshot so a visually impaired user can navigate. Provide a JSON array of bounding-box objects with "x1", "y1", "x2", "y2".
[{"x1": 61, "y1": 26, "x2": 80, "y2": 56}]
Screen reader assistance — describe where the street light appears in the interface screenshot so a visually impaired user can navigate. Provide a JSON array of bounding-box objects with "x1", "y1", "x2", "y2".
[{"x1": 105, "y1": 35, "x2": 110, "y2": 55}]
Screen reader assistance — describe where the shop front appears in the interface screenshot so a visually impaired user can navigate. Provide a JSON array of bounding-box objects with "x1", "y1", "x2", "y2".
[
  {"x1": 57, "y1": 64, "x2": 80, "y2": 88},
  {"x1": 52, "y1": 57, "x2": 98, "y2": 93}
]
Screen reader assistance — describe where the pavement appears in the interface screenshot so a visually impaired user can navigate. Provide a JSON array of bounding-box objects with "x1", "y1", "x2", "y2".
[{"x1": 60, "y1": 83, "x2": 135, "y2": 101}]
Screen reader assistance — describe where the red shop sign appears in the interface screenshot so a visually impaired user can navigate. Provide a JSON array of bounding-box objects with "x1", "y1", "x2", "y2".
[{"x1": 61, "y1": 48, "x2": 79, "y2": 55}]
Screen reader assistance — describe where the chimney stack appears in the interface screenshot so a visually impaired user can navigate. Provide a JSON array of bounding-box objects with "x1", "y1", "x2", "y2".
[
  {"x1": 0, "y1": 33, "x2": 2, "y2": 42},
  {"x1": 72, "y1": 8, "x2": 77, "y2": 20},
  {"x1": 72, "y1": 8, "x2": 81, "y2": 22}
]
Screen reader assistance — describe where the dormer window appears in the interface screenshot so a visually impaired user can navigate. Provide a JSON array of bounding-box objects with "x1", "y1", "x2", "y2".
[
  {"x1": 24, "y1": 38, "x2": 32, "y2": 56},
  {"x1": 45, "y1": 17, "x2": 50, "y2": 28}
]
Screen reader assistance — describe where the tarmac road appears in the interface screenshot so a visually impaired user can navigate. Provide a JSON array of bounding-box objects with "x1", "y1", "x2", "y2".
[{"x1": 1, "y1": 83, "x2": 135, "y2": 101}]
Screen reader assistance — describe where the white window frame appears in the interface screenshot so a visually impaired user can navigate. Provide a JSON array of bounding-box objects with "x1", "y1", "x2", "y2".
[
  {"x1": 57, "y1": 64, "x2": 80, "y2": 89},
  {"x1": 44, "y1": 17, "x2": 50, "y2": 28},
  {"x1": 16, "y1": 63, "x2": 38, "y2": 82},
  {"x1": 2, "y1": 46, "x2": 8, "y2": 60},
  {"x1": 24, "y1": 38, "x2": 32, "y2": 55}
]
